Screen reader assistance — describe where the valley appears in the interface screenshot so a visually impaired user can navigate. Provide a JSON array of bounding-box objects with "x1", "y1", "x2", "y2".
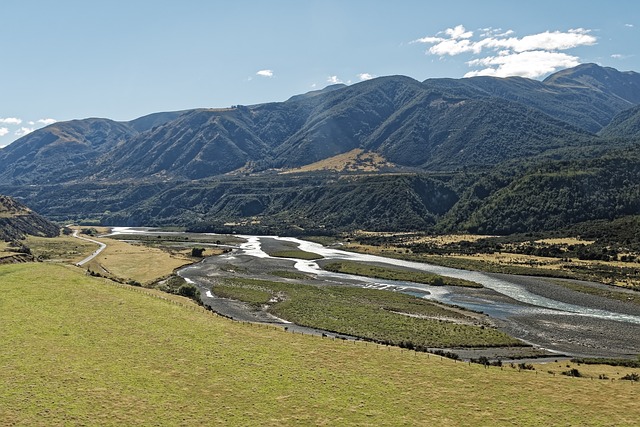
[{"x1": 3, "y1": 62, "x2": 640, "y2": 425}]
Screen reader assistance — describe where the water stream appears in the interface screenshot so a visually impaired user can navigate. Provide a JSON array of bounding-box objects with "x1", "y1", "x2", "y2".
[{"x1": 240, "y1": 235, "x2": 640, "y2": 325}]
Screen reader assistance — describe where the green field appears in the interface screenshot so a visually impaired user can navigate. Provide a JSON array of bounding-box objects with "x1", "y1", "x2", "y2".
[
  {"x1": 214, "y1": 278, "x2": 522, "y2": 348},
  {"x1": 3, "y1": 263, "x2": 640, "y2": 426},
  {"x1": 323, "y1": 260, "x2": 483, "y2": 288}
]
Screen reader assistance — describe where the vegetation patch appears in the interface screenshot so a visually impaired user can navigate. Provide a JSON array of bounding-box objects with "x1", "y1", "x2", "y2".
[
  {"x1": 212, "y1": 277, "x2": 518, "y2": 348},
  {"x1": 323, "y1": 260, "x2": 482, "y2": 288},
  {"x1": 269, "y1": 249, "x2": 324, "y2": 260}
]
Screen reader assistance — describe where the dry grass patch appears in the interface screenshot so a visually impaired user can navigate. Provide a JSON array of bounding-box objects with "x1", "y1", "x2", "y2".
[
  {"x1": 83, "y1": 237, "x2": 194, "y2": 284},
  {"x1": 283, "y1": 148, "x2": 394, "y2": 173},
  {"x1": 24, "y1": 234, "x2": 96, "y2": 263},
  {"x1": 536, "y1": 360, "x2": 640, "y2": 381}
]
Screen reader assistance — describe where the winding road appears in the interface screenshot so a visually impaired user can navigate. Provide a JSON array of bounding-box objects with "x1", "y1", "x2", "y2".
[{"x1": 72, "y1": 230, "x2": 107, "y2": 266}]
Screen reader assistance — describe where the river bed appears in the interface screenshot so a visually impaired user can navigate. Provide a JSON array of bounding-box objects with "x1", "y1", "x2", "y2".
[{"x1": 111, "y1": 228, "x2": 640, "y2": 358}]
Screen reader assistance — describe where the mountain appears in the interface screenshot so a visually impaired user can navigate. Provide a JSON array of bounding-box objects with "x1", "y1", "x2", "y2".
[
  {"x1": 0, "y1": 195, "x2": 60, "y2": 241},
  {"x1": 437, "y1": 145, "x2": 640, "y2": 234},
  {"x1": 2, "y1": 64, "x2": 640, "y2": 235},
  {"x1": 0, "y1": 112, "x2": 182, "y2": 184},
  {"x1": 599, "y1": 105, "x2": 640, "y2": 138},
  {"x1": 2, "y1": 64, "x2": 640, "y2": 186}
]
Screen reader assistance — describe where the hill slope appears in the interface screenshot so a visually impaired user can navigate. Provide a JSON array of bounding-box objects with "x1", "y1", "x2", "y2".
[
  {"x1": 2, "y1": 262, "x2": 638, "y2": 426},
  {"x1": 0, "y1": 195, "x2": 59, "y2": 241}
]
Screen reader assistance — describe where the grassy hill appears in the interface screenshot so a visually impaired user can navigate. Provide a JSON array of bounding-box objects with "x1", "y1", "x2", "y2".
[{"x1": 1, "y1": 262, "x2": 639, "y2": 426}]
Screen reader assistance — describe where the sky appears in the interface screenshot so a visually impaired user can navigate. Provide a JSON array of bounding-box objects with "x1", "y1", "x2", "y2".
[{"x1": 1, "y1": 0, "x2": 639, "y2": 147}]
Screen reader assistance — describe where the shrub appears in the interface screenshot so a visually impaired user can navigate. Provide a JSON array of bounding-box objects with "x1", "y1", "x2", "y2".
[
  {"x1": 191, "y1": 247, "x2": 205, "y2": 257},
  {"x1": 562, "y1": 368, "x2": 582, "y2": 377},
  {"x1": 518, "y1": 363, "x2": 535, "y2": 371},
  {"x1": 620, "y1": 373, "x2": 639, "y2": 381}
]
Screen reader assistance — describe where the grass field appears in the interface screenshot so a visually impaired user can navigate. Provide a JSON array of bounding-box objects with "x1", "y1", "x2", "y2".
[
  {"x1": 214, "y1": 277, "x2": 521, "y2": 348},
  {"x1": 81, "y1": 235, "x2": 197, "y2": 285},
  {"x1": 323, "y1": 260, "x2": 482, "y2": 288},
  {"x1": 25, "y1": 234, "x2": 97, "y2": 263},
  {"x1": 2, "y1": 263, "x2": 640, "y2": 426}
]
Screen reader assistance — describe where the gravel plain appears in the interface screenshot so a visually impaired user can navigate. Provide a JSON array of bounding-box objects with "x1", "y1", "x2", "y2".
[{"x1": 178, "y1": 236, "x2": 640, "y2": 360}]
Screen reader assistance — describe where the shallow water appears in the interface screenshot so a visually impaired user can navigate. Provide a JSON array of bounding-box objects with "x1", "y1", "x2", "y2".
[{"x1": 242, "y1": 235, "x2": 640, "y2": 325}]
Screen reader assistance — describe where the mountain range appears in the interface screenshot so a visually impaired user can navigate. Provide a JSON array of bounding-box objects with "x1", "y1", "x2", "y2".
[{"x1": 1, "y1": 63, "x2": 640, "y2": 234}]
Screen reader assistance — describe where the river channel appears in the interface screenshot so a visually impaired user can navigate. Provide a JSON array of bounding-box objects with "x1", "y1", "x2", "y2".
[{"x1": 112, "y1": 228, "x2": 640, "y2": 358}]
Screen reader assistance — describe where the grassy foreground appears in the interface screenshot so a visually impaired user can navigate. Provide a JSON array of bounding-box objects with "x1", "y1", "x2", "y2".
[{"x1": 2, "y1": 263, "x2": 640, "y2": 426}]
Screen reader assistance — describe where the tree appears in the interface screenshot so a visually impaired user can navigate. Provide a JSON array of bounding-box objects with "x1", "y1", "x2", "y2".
[{"x1": 191, "y1": 247, "x2": 205, "y2": 257}]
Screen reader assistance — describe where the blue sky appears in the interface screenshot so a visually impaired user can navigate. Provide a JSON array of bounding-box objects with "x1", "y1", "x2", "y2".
[{"x1": 1, "y1": 0, "x2": 638, "y2": 147}]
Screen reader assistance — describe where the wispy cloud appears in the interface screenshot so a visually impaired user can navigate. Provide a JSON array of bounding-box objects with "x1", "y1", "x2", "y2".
[
  {"x1": 625, "y1": 23, "x2": 634, "y2": 28},
  {"x1": 327, "y1": 75, "x2": 343, "y2": 84},
  {"x1": 0, "y1": 117, "x2": 22, "y2": 125},
  {"x1": 0, "y1": 127, "x2": 9, "y2": 137},
  {"x1": 412, "y1": 25, "x2": 597, "y2": 78},
  {"x1": 38, "y1": 118, "x2": 57, "y2": 126},
  {"x1": 15, "y1": 127, "x2": 34, "y2": 137},
  {"x1": 357, "y1": 73, "x2": 375, "y2": 81},
  {"x1": 256, "y1": 69, "x2": 274, "y2": 78}
]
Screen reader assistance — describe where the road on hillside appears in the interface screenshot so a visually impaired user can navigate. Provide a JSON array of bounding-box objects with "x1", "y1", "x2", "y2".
[{"x1": 72, "y1": 230, "x2": 107, "y2": 266}]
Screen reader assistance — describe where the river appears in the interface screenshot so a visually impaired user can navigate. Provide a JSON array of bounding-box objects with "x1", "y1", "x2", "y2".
[{"x1": 111, "y1": 228, "x2": 640, "y2": 357}]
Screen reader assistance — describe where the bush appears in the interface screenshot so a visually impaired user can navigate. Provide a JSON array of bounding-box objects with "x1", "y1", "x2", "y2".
[
  {"x1": 562, "y1": 368, "x2": 582, "y2": 377},
  {"x1": 191, "y1": 247, "x2": 205, "y2": 257},
  {"x1": 620, "y1": 373, "x2": 639, "y2": 381},
  {"x1": 518, "y1": 362, "x2": 534, "y2": 371}
]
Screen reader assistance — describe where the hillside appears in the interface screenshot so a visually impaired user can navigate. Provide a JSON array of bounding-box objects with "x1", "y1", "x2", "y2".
[
  {"x1": 438, "y1": 145, "x2": 640, "y2": 234},
  {"x1": 0, "y1": 195, "x2": 59, "y2": 241},
  {"x1": 2, "y1": 262, "x2": 639, "y2": 426},
  {"x1": 600, "y1": 105, "x2": 640, "y2": 138}
]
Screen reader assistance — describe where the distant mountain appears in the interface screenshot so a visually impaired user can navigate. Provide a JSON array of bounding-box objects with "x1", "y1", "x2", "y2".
[
  {"x1": 2, "y1": 64, "x2": 640, "y2": 186},
  {"x1": 0, "y1": 195, "x2": 59, "y2": 241},
  {"x1": 2, "y1": 64, "x2": 640, "y2": 236},
  {"x1": 0, "y1": 112, "x2": 181, "y2": 184}
]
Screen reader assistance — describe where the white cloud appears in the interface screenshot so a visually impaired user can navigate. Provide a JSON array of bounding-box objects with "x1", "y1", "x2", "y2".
[
  {"x1": 445, "y1": 24, "x2": 473, "y2": 40},
  {"x1": 37, "y1": 118, "x2": 57, "y2": 126},
  {"x1": 256, "y1": 69, "x2": 274, "y2": 78},
  {"x1": 625, "y1": 23, "x2": 634, "y2": 28},
  {"x1": 0, "y1": 127, "x2": 9, "y2": 137},
  {"x1": 357, "y1": 73, "x2": 375, "y2": 81},
  {"x1": 413, "y1": 25, "x2": 597, "y2": 79},
  {"x1": 15, "y1": 127, "x2": 34, "y2": 137},
  {"x1": 465, "y1": 50, "x2": 581, "y2": 78},
  {"x1": 327, "y1": 75, "x2": 343, "y2": 84},
  {"x1": 0, "y1": 117, "x2": 22, "y2": 125}
]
